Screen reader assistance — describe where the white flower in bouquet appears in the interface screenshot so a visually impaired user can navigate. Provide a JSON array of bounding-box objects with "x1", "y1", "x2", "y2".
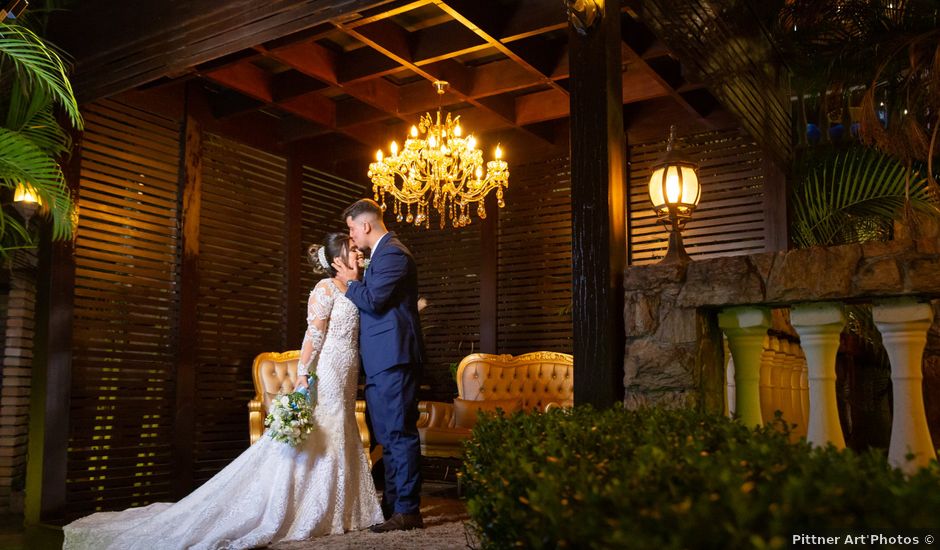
[{"x1": 264, "y1": 388, "x2": 315, "y2": 446}]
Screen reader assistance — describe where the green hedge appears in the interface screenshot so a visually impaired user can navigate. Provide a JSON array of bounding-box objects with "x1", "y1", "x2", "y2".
[{"x1": 461, "y1": 407, "x2": 940, "y2": 549}]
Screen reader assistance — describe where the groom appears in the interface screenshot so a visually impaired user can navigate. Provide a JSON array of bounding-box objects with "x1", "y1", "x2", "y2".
[{"x1": 333, "y1": 198, "x2": 425, "y2": 532}]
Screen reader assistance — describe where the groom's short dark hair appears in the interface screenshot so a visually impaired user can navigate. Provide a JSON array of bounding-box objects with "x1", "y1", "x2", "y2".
[{"x1": 343, "y1": 199, "x2": 383, "y2": 221}]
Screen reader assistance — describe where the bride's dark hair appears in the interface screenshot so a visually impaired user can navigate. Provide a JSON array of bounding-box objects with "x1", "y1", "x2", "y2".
[{"x1": 307, "y1": 233, "x2": 351, "y2": 278}]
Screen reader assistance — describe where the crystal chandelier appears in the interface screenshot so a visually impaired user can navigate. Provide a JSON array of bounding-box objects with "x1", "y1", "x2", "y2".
[{"x1": 368, "y1": 80, "x2": 509, "y2": 229}]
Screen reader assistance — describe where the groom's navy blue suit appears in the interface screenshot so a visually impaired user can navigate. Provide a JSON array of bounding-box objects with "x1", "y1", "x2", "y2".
[{"x1": 344, "y1": 232, "x2": 424, "y2": 515}]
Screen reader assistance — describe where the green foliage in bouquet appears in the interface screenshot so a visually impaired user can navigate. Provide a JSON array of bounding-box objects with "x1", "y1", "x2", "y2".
[
  {"x1": 461, "y1": 406, "x2": 940, "y2": 550},
  {"x1": 264, "y1": 390, "x2": 315, "y2": 447}
]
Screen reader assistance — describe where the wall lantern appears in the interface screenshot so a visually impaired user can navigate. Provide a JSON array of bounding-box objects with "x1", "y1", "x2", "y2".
[
  {"x1": 647, "y1": 125, "x2": 701, "y2": 264},
  {"x1": 13, "y1": 182, "x2": 41, "y2": 227}
]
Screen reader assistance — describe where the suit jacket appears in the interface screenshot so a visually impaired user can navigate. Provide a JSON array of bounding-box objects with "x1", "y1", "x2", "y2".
[{"x1": 345, "y1": 232, "x2": 426, "y2": 376}]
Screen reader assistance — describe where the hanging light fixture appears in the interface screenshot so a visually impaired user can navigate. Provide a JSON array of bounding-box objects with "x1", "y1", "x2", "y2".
[
  {"x1": 368, "y1": 80, "x2": 509, "y2": 229},
  {"x1": 13, "y1": 182, "x2": 41, "y2": 227},
  {"x1": 648, "y1": 125, "x2": 701, "y2": 264}
]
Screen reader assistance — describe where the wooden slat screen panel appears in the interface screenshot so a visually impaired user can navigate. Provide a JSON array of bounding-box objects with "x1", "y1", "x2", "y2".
[
  {"x1": 298, "y1": 168, "x2": 369, "y2": 321},
  {"x1": 67, "y1": 99, "x2": 181, "y2": 517},
  {"x1": 629, "y1": 128, "x2": 766, "y2": 264},
  {"x1": 193, "y1": 134, "x2": 287, "y2": 484},
  {"x1": 0, "y1": 250, "x2": 38, "y2": 511},
  {"x1": 395, "y1": 221, "x2": 481, "y2": 402},
  {"x1": 497, "y1": 156, "x2": 573, "y2": 355}
]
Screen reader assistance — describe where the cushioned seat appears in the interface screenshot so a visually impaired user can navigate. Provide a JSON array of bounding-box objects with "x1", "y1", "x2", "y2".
[
  {"x1": 417, "y1": 351, "x2": 574, "y2": 458},
  {"x1": 247, "y1": 350, "x2": 381, "y2": 466}
]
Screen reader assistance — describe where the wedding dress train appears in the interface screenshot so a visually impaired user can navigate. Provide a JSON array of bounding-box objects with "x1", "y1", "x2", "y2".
[{"x1": 63, "y1": 279, "x2": 383, "y2": 549}]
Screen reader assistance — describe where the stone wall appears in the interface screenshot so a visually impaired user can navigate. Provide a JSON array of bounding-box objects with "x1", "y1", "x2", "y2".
[{"x1": 623, "y1": 218, "x2": 940, "y2": 437}]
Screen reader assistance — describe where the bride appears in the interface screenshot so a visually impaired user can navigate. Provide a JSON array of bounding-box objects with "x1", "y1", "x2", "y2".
[{"x1": 64, "y1": 233, "x2": 384, "y2": 549}]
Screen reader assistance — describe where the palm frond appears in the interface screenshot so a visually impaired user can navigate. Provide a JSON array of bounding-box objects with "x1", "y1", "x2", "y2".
[
  {"x1": 0, "y1": 22, "x2": 81, "y2": 130},
  {"x1": 791, "y1": 147, "x2": 940, "y2": 248}
]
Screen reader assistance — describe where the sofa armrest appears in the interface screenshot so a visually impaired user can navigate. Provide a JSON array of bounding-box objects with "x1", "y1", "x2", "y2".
[
  {"x1": 543, "y1": 401, "x2": 573, "y2": 413},
  {"x1": 248, "y1": 399, "x2": 265, "y2": 445},
  {"x1": 418, "y1": 400, "x2": 456, "y2": 429}
]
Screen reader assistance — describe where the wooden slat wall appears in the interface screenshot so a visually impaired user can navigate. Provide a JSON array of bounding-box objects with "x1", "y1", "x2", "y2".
[
  {"x1": 193, "y1": 135, "x2": 288, "y2": 484},
  {"x1": 395, "y1": 221, "x2": 482, "y2": 402},
  {"x1": 629, "y1": 128, "x2": 766, "y2": 264},
  {"x1": 0, "y1": 250, "x2": 38, "y2": 511},
  {"x1": 298, "y1": 168, "x2": 369, "y2": 323},
  {"x1": 497, "y1": 156, "x2": 574, "y2": 355},
  {"x1": 67, "y1": 99, "x2": 181, "y2": 516}
]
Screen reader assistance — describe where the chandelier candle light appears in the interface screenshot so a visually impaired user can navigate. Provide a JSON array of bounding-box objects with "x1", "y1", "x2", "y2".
[
  {"x1": 368, "y1": 80, "x2": 509, "y2": 229},
  {"x1": 647, "y1": 125, "x2": 701, "y2": 264}
]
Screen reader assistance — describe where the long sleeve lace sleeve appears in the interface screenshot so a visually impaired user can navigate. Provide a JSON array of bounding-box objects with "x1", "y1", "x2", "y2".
[{"x1": 298, "y1": 281, "x2": 334, "y2": 377}]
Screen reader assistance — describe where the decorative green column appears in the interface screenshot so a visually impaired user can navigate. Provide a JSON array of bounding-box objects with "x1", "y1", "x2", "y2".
[{"x1": 718, "y1": 307, "x2": 771, "y2": 427}]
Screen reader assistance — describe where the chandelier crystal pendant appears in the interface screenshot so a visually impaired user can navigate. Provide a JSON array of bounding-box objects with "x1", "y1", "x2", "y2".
[{"x1": 368, "y1": 80, "x2": 509, "y2": 229}]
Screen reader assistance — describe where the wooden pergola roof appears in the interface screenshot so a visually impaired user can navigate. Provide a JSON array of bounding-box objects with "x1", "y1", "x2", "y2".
[{"x1": 53, "y1": 0, "x2": 735, "y2": 157}]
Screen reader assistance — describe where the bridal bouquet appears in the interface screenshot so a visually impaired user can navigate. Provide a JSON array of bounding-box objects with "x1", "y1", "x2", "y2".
[{"x1": 265, "y1": 387, "x2": 315, "y2": 446}]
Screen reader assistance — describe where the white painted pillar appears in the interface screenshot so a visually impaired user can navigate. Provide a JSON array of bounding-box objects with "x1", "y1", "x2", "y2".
[
  {"x1": 724, "y1": 337, "x2": 735, "y2": 417},
  {"x1": 873, "y1": 299, "x2": 937, "y2": 473},
  {"x1": 718, "y1": 308, "x2": 771, "y2": 427},
  {"x1": 791, "y1": 303, "x2": 846, "y2": 448}
]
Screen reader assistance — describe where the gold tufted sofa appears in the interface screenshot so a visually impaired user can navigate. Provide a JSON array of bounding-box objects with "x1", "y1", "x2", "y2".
[
  {"x1": 247, "y1": 350, "x2": 381, "y2": 466},
  {"x1": 416, "y1": 351, "x2": 574, "y2": 458}
]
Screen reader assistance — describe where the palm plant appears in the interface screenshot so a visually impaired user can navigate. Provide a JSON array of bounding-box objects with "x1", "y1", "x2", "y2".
[
  {"x1": 791, "y1": 146, "x2": 940, "y2": 248},
  {"x1": 0, "y1": 18, "x2": 81, "y2": 256},
  {"x1": 768, "y1": 0, "x2": 940, "y2": 191}
]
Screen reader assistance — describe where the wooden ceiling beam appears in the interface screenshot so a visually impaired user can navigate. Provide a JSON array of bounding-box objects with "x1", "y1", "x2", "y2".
[
  {"x1": 435, "y1": 0, "x2": 568, "y2": 98},
  {"x1": 270, "y1": 71, "x2": 330, "y2": 102},
  {"x1": 619, "y1": 12, "x2": 719, "y2": 129},
  {"x1": 411, "y1": 20, "x2": 487, "y2": 65},
  {"x1": 278, "y1": 92, "x2": 337, "y2": 128},
  {"x1": 56, "y1": 0, "x2": 389, "y2": 103},
  {"x1": 515, "y1": 66, "x2": 670, "y2": 126},
  {"x1": 354, "y1": 20, "x2": 415, "y2": 64},
  {"x1": 261, "y1": 40, "x2": 400, "y2": 114},
  {"x1": 203, "y1": 62, "x2": 275, "y2": 103},
  {"x1": 337, "y1": 19, "x2": 552, "y2": 146},
  {"x1": 345, "y1": 0, "x2": 436, "y2": 29},
  {"x1": 259, "y1": 40, "x2": 338, "y2": 83},
  {"x1": 210, "y1": 91, "x2": 266, "y2": 120},
  {"x1": 497, "y1": 0, "x2": 568, "y2": 43},
  {"x1": 337, "y1": 48, "x2": 403, "y2": 84}
]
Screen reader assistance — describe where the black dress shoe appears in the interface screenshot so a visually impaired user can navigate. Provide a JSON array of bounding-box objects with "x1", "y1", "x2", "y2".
[
  {"x1": 380, "y1": 501, "x2": 393, "y2": 520},
  {"x1": 369, "y1": 512, "x2": 424, "y2": 533}
]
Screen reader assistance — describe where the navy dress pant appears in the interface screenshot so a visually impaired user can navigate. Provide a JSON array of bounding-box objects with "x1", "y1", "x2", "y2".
[{"x1": 364, "y1": 363, "x2": 422, "y2": 514}]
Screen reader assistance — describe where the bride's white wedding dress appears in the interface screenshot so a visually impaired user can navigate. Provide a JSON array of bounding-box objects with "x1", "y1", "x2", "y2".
[{"x1": 63, "y1": 278, "x2": 383, "y2": 549}]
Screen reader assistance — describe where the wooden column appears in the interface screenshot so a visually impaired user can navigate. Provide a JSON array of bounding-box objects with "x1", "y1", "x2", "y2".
[
  {"x1": 569, "y1": 0, "x2": 627, "y2": 407},
  {"x1": 762, "y1": 153, "x2": 789, "y2": 251},
  {"x1": 479, "y1": 193, "x2": 498, "y2": 354},
  {"x1": 172, "y1": 84, "x2": 204, "y2": 499},
  {"x1": 24, "y1": 131, "x2": 82, "y2": 524},
  {"x1": 285, "y1": 146, "x2": 305, "y2": 344}
]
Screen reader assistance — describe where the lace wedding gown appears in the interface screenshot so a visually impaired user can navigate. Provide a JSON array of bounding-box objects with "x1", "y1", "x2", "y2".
[{"x1": 63, "y1": 279, "x2": 383, "y2": 550}]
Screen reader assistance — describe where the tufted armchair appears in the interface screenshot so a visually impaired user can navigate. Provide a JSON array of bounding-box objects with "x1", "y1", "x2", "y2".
[
  {"x1": 248, "y1": 350, "x2": 381, "y2": 466},
  {"x1": 417, "y1": 351, "x2": 573, "y2": 458}
]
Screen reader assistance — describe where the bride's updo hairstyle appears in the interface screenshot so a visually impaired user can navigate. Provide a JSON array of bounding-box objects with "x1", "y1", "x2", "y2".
[{"x1": 307, "y1": 233, "x2": 351, "y2": 278}]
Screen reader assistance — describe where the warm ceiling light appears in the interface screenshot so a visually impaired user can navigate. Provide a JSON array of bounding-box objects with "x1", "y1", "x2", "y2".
[{"x1": 368, "y1": 80, "x2": 509, "y2": 229}]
